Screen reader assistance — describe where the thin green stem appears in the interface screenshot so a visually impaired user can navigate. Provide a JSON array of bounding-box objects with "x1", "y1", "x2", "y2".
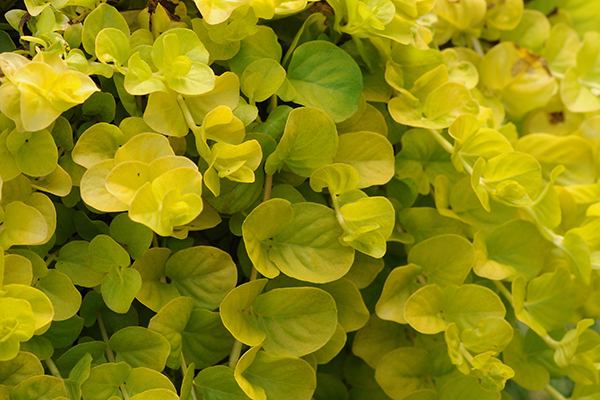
[
  {"x1": 427, "y1": 129, "x2": 454, "y2": 153},
  {"x1": 263, "y1": 174, "x2": 273, "y2": 203},
  {"x1": 98, "y1": 312, "x2": 130, "y2": 400},
  {"x1": 471, "y1": 36, "x2": 485, "y2": 57},
  {"x1": 45, "y1": 251, "x2": 58, "y2": 267},
  {"x1": 44, "y1": 358, "x2": 62, "y2": 378},
  {"x1": 152, "y1": 233, "x2": 159, "y2": 248},
  {"x1": 228, "y1": 340, "x2": 244, "y2": 369},
  {"x1": 545, "y1": 385, "x2": 568, "y2": 400},
  {"x1": 493, "y1": 281, "x2": 514, "y2": 307},
  {"x1": 269, "y1": 94, "x2": 278, "y2": 111}
]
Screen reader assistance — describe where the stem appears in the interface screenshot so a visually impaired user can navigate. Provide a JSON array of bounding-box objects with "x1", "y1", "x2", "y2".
[
  {"x1": 228, "y1": 340, "x2": 244, "y2": 369},
  {"x1": 471, "y1": 36, "x2": 485, "y2": 57},
  {"x1": 263, "y1": 174, "x2": 273, "y2": 203},
  {"x1": 493, "y1": 281, "x2": 514, "y2": 306},
  {"x1": 427, "y1": 129, "x2": 454, "y2": 154},
  {"x1": 45, "y1": 251, "x2": 58, "y2": 267},
  {"x1": 181, "y1": 353, "x2": 199, "y2": 400},
  {"x1": 545, "y1": 385, "x2": 568, "y2": 400},
  {"x1": 177, "y1": 94, "x2": 211, "y2": 160},
  {"x1": 417, "y1": 275, "x2": 427, "y2": 286},
  {"x1": 152, "y1": 233, "x2": 159, "y2": 248},
  {"x1": 98, "y1": 312, "x2": 130, "y2": 400},
  {"x1": 269, "y1": 94, "x2": 278, "y2": 111},
  {"x1": 44, "y1": 358, "x2": 62, "y2": 378}
]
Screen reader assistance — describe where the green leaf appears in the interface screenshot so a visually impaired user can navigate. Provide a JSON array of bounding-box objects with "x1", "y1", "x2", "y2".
[
  {"x1": 286, "y1": 41, "x2": 363, "y2": 123},
  {"x1": 334, "y1": 131, "x2": 395, "y2": 188},
  {"x1": 6, "y1": 129, "x2": 58, "y2": 177},
  {"x1": 473, "y1": 220, "x2": 545, "y2": 281},
  {"x1": 312, "y1": 324, "x2": 346, "y2": 364},
  {"x1": 404, "y1": 284, "x2": 505, "y2": 334},
  {"x1": 234, "y1": 346, "x2": 316, "y2": 400},
  {"x1": 148, "y1": 296, "x2": 194, "y2": 369},
  {"x1": 101, "y1": 266, "x2": 142, "y2": 314},
  {"x1": 195, "y1": 366, "x2": 251, "y2": 400},
  {"x1": 229, "y1": 26, "x2": 282, "y2": 76},
  {"x1": 55, "y1": 241, "x2": 104, "y2": 288},
  {"x1": 243, "y1": 200, "x2": 355, "y2": 283},
  {"x1": 408, "y1": 234, "x2": 474, "y2": 287},
  {"x1": 375, "y1": 347, "x2": 433, "y2": 400},
  {"x1": 503, "y1": 329, "x2": 552, "y2": 391},
  {"x1": 109, "y1": 326, "x2": 170, "y2": 371},
  {"x1": 352, "y1": 315, "x2": 410, "y2": 369},
  {"x1": 35, "y1": 269, "x2": 81, "y2": 321},
  {"x1": 439, "y1": 375, "x2": 500, "y2": 400},
  {"x1": 164, "y1": 246, "x2": 237, "y2": 310},
  {"x1": 265, "y1": 107, "x2": 338, "y2": 177},
  {"x1": 512, "y1": 267, "x2": 578, "y2": 337},
  {"x1": 131, "y1": 248, "x2": 179, "y2": 312},
  {"x1": 125, "y1": 367, "x2": 177, "y2": 396},
  {"x1": 80, "y1": 362, "x2": 131, "y2": 400},
  {"x1": 3, "y1": 254, "x2": 32, "y2": 286},
  {"x1": 72, "y1": 123, "x2": 124, "y2": 169},
  {"x1": 253, "y1": 286, "x2": 337, "y2": 357},
  {"x1": 0, "y1": 352, "x2": 43, "y2": 389},
  {"x1": 182, "y1": 308, "x2": 235, "y2": 369},
  {"x1": 11, "y1": 375, "x2": 67, "y2": 400},
  {"x1": 109, "y1": 213, "x2": 153, "y2": 260},
  {"x1": 88, "y1": 234, "x2": 130, "y2": 274}
]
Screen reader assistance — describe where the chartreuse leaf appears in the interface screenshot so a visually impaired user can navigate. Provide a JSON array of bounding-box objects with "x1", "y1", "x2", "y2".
[
  {"x1": 241, "y1": 58, "x2": 286, "y2": 103},
  {"x1": 182, "y1": 308, "x2": 235, "y2": 369},
  {"x1": 5, "y1": 129, "x2": 57, "y2": 177},
  {"x1": 243, "y1": 200, "x2": 354, "y2": 283},
  {"x1": 473, "y1": 219, "x2": 545, "y2": 281},
  {"x1": 72, "y1": 123, "x2": 124, "y2": 169},
  {"x1": 478, "y1": 42, "x2": 557, "y2": 118},
  {"x1": 131, "y1": 248, "x2": 179, "y2": 312},
  {"x1": 461, "y1": 318, "x2": 514, "y2": 354},
  {"x1": 55, "y1": 241, "x2": 104, "y2": 288},
  {"x1": 101, "y1": 265, "x2": 142, "y2": 314},
  {"x1": 144, "y1": 91, "x2": 189, "y2": 137},
  {"x1": 80, "y1": 362, "x2": 131, "y2": 400},
  {"x1": 82, "y1": 3, "x2": 130, "y2": 55},
  {"x1": 129, "y1": 388, "x2": 179, "y2": 400},
  {"x1": 404, "y1": 284, "x2": 505, "y2": 334},
  {"x1": 408, "y1": 234, "x2": 474, "y2": 287},
  {"x1": 352, "y1": 315, "x2": 411, "y2": 369},
  {"x1": 0, "y1": 298, "x2": 36, "y2": 361},
  {"x1": 35, "y1": 270, "x2": 81, "y2": 321},
  {"x1": 11, "y1": 375, "x2": 68, "y2": 400},
  {"x1": 221, "y1": 279, "x2": 338, "y2": 357},
  {"x1": 164, "y1": 246, "x2": 238, "y2": 310},
  {"x1": 220, "y1": 279, "x2": 268, "y2": 348},
  {"x1": 388, "y1": 82, "x2": 479, "y2": 129},
  {"x1": 312, "y1": 324, "x2": 346, "y2": 364},
  {"x1": 204, "y1": 140, "x2": 262, "y2": 197},
  {"x1": 109, "y1": 326, "x2": 170, "y2": 371},
  {"x1": 512, "y1": 267, "x2": 578, "y2": 337},
  {"x1": 375, "y1": 347, "x2": 433, "y2": 400},
  {"x1": 253, "y1": 287, "x2": 337, "y2": 357},
  {"x1": 88, "y1": 234, "x2": 130, "y2": 274},
  {"x1": 234, "y1": 346, "x2": 316, "y2": 400},
  {"x1": 375, "y1": 264, "x2": 422, "y2": 324},
  {"x1": 265, "y1": 107, "x2": 338, "y2": 177},
  {"x1": 286, "y1": 41, "x2": 362, "y2": 123},
  {"x1": 0, "y1": 351, "x2": 44, "y2": 388},
  {"x1": 96, "y1": 28, "x2": 130, "y2": 69},
  {"x1": 310, "y1": 164, "x2": 361, "y2": 195},
  {"x1": 148, "y1": 296, "x2": 194, "y2": 369},
  {"x1": 3, "y1": 253, "x2": 32, "y2": 285},
  {"x1": 338, "y1": 195, "x2": 395, "y2": 258},
  {"x1": 194, "y1": 366, "x2": 251, "y2": 400},
  {"x1": 333, "y1": 131, "x2": 395, "y2": 188},
  {"x1": 0, "y1": 201, "x2": 48, "y2": 249},
  {"x1": 439, "y1": 375, "x2": 500, "y2": 400},
  {"x1": 125, "y1": 367, "x2": 177, "y2": 396},
  {"x1": 554, "y1": 319, "x2": 595, "y2": 368},
  {"x1": 229, "y1": 26, "x2": 282, "y2": 76}
]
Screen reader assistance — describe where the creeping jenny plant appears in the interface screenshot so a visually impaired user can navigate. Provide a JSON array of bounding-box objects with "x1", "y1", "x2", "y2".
[{"x1": 3, "y1": 0, "x2": 600, "y2": 399}]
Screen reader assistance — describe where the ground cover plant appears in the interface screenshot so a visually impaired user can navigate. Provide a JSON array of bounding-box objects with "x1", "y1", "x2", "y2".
[{"x1": 3, "y1": 0, "x2": 600, "y2": 399}]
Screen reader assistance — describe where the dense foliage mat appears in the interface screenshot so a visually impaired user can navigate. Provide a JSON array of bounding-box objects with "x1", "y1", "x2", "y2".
[{"x1": 2, "y1": 0, "x2": 600, "y2": 399}]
